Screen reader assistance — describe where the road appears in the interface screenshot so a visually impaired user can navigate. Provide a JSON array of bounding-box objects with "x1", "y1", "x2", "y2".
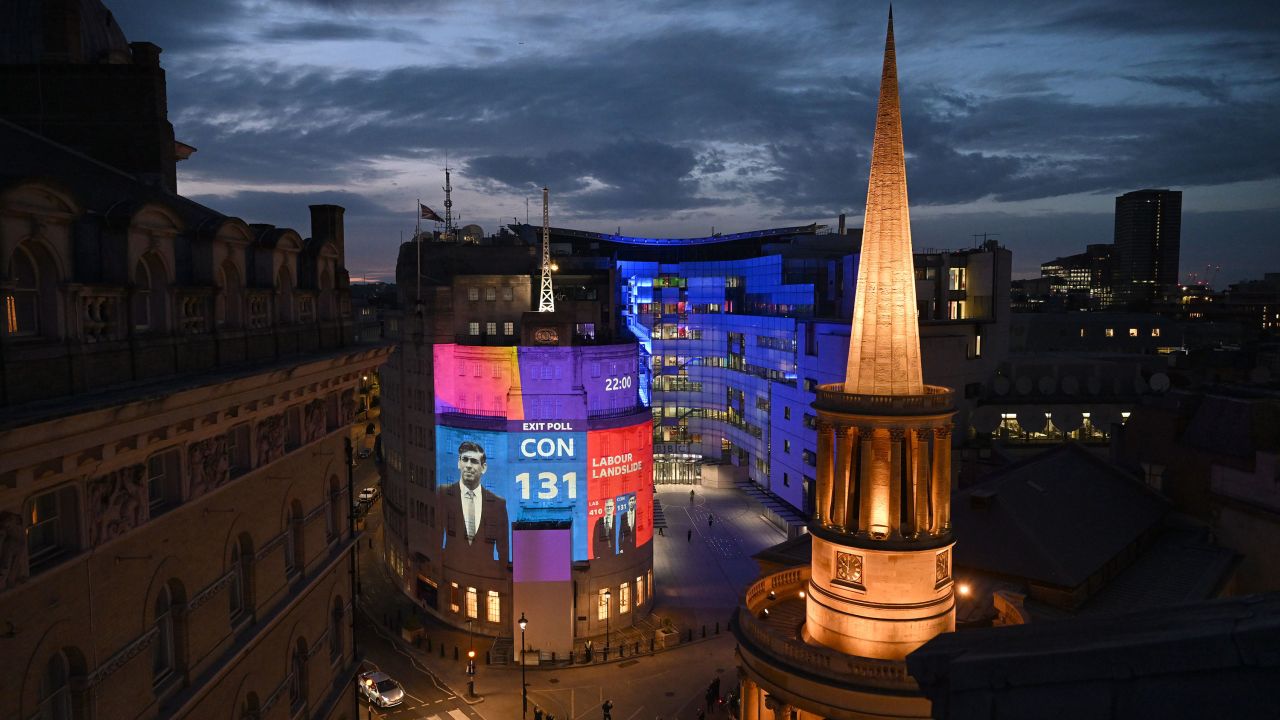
[{"x1": 352, "y1": 457, "x2": 485, "y2": 720}]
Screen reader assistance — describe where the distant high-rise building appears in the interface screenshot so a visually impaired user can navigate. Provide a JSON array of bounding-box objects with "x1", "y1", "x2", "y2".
[{"x1": 1113, "y1": 189, "x2": 1182, "y2": 305}]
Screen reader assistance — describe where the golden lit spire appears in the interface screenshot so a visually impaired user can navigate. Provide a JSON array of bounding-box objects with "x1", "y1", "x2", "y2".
[{"x1": 844, "y1": 8, "x2": 924, "y2": 396}]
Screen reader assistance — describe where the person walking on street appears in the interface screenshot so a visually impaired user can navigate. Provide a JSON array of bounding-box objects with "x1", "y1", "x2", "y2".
[
  {"x1": 708, "y1": 513, "x2": 714, "y2": 528},
  {"x1": 687, "y1": 528, "x2": 692, "y2": 543},
  {"x1": 690, "y1": 488, "x2": 695, "y2": 503}
]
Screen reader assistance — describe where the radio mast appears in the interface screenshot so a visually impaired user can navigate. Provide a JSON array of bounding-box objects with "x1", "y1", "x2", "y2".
[
  {"x1": 442, "y1": 165, "x2": 454, "y2": 237},
  {"x1": 538, "y1": 187, "x2": 555, "y2": 312}
]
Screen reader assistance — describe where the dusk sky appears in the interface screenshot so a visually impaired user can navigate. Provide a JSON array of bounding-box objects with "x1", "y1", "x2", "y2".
[{"x1": 111, "y1": 0, "x2": 1280, "y2": 285}]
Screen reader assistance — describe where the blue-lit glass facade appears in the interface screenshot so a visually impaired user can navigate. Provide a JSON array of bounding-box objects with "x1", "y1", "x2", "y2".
[{"x1": 619, "y1": 256, "x2": 817, "y2": 512}]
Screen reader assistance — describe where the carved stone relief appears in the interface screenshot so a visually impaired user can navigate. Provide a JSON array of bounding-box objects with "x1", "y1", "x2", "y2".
[
  {"x1": 257, "y1": 414, "x2": 285, "y2": 466},
  {"x1": 303, "y1": 399, "x2": 326, "y2": 443},
  {"x1": 88, "y1": 464, "x2": 148, "y2": 546},
  {"x1": 935, "y1": 548, "x2": 951, "y2": 584},
  {"x1": 339, "y1": 390, "x2": 356, "y2": 426},
  {"x1": 187, "y1": 436, "x2": 230, "y2": 500},
  {"x1": 0, "y1": 511, "x2": 30, "y2": 590}
]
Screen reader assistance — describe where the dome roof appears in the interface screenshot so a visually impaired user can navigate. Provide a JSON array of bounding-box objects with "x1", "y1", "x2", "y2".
[{"x1": 0, "y1": 0, "x2": 131, "y2": 65}]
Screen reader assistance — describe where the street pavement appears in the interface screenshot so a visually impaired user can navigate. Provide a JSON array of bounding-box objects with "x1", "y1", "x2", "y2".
[{"x1": 355, "y1": 466, "x2": 787, "y2": 720}]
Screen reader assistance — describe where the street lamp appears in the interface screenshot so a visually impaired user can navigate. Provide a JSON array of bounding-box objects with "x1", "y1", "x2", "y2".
[
  {"x1": 467, "y1": 619, "x2": 476, "y2": 697},
  {"x1": 518, "y1": 612, "x2": 528, "y2": 718},
  {"x1": 603, "y1": 589, "x2": 612, "y2": 659}
]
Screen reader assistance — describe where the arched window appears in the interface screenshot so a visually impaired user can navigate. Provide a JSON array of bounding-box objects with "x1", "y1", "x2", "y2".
[
  {"x1": 329, "y1": 596, "x2": 345, "y2": 662},
  {"x1": 218, "y1": 261, "x2": 243, "y2": 328},
  {"x1": 37, "y1": 651, "x2": 70, "y2": 720},
  {"x1": 285, "y1": 500, "x2": 304, "y2": 577},
  {"x1": 240, "y1": 691, "x2": 260, "y2": 720},
  {"x1": 152, "y1": 585, "x2": 175, "y2": 684},
  {"x1": 133, "y1": 259, "x2": 152, "y2": 331},
  {"x1": 6, "y1": 245, "x2": 40, "y2": 336},
  {"x1": 288, "y1": 638, "x2": 308, "y2": 713},
  {"x1": 276, "y1": 266, "x2": 294, "y2": 325},
  {"x1": 229, "y1": 533, "x2": 254, "y2": 622}
]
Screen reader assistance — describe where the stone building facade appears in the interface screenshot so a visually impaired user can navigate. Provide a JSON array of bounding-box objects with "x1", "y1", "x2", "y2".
[{"x1": 0, "y1": 3, "x2": 392, "y2": 717}]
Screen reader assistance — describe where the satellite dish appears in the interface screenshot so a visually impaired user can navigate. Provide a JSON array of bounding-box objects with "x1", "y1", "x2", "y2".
[
  {"x1": 1149, "y1": 372, "x2": 1170, "y2": 392},
  {"x1": 1017, "y1": 408, "x2": 1047, "y2": 433},
  {"x1": 1061, "y1": 376, "x2": 1080, "y2": 395},
  {"x1": 993, "y1": 376, "x2": 1011, "y2": 396},
  {"x1": 1015, "y1": 376, "x2": 1033, "y2": 396},
  {"x1": 972, "y1": 406, "x2": 1001, "y2": 434},
  {"x1": 1038, "y1": 376, "x2": 1056, "y2": 395}
]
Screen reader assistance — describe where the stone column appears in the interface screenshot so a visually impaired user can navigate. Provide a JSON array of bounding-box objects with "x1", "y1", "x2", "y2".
[
  {"x1": 815, "y1": 421, "x2": 834, "y2": 527},
  {"x1": 832, "y1": 426, "x2": 853, "y2": 530},
  {"x1": 858, "y1": 427, "x2": 876, "y2": 534},
  {"x1": 931, "y1": 426, "x2": 952, "y2": 534},
  {"x1": 914, "y1": 428, "x2": 932, "y2": 536},
  {"x1": 888, "y1": 429, "x2": 905, "y2": 538}
]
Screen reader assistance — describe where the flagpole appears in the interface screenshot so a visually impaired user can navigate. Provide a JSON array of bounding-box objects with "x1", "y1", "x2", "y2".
[{"x1": 416, "y1": 197, "x2": 422, "y2": 305}]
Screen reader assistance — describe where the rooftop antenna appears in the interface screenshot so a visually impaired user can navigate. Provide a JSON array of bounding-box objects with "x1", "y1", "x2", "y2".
[
  {"x1": 971, "y1": 232, "x2": 1000, "y2": 248},
  {"x1": 538, "y1": 187, "x2": 555, "y2": 312},
  {"x1": 443, "y1": 158, "x2": 454, "y2": 238}
]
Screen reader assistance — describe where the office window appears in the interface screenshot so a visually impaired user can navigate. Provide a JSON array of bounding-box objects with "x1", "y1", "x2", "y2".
[
  {"x1": 948, "y1": 267, "x2": 967, "y2": 291},
  {"x1": 467, "y1": 287, "x2": 479, "y2": 301},
  {"x1": 486, "y1": 322, "x2": 497, "y2": 335},
  {"x1": 636, "y1": 575, "x2": 645, "y2": 606},
  {"x1": 450, "y1": 582, "x2": 460, "y2": 612},
  {"x1": 466, "y1": 587, "x2": 479, "y2": 619},
  {"x1": 1129, "y1": 328, "x2": 1139, "y2": 337},
  {"x1": 1105, "y1": 328, "x2": 1115, "y2": 337},
  {"x1": 783, "y1": 406, "x2": 790, "y2": 420},
  {"x1": 504, "y1": 322, "x2": 514, "y2": 335},
  {"x1": 619, "y1": 583, "x2": 631, "y2": 614},
  {"x1": 783, "y1": 440, "x2": 791, "y2": 453},
  {"x1": 502, "y1": 287, "x2": 513, "y2": 301},
  {"x1": 783, "y1": 472, "x2": 790, "y2": 487},
  {"x1": 486, "y1": 590, "x2": 500, "y2": 623},
  {"x1": 1151, "y1": 328, "x2": 1161, "y2": 337},
  {"x1": 948, "y1": 300, "x2": 965, "y2": 319},
  {"x1": 484, "y1": 287, "x2": 496, "y2": 301},
  {"x1": 597, "y1": 589, "x2": 609, "y2": 620},
  {"x1": 469, "y1": 322, "x2": 480, "y2": 336}
]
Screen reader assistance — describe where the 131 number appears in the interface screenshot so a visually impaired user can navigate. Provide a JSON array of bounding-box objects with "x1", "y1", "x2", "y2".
[{"x1": 514, "y1": 471, "x2": 578, "y2": 501}]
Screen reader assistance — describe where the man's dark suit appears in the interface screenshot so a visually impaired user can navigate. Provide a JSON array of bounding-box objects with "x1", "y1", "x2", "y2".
[
  {"x1": 618, "y1": 511, "x2": 637, "y2": 554},
  {"x1": 440, "y1": 482, "x2": 509, "y2": 567},
  {"x1": 592, "y1": 514, "x2": 615, "y2": 560}
]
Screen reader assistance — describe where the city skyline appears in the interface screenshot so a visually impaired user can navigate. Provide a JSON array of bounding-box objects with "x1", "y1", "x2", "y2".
[{"x1": 108, "y1": 1, "x2": 1279, "y2": 284}]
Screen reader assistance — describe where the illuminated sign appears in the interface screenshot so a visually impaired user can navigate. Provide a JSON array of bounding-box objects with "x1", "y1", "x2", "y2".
[{"x1": 433, "y1": 343, "x2": 651, "y2": 563}]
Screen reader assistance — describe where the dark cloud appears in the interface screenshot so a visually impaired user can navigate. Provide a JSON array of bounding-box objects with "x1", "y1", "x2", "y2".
[
  {"x1": 258, "y1": 21, "x2": 420, "y2": 43},
  {"x1": 1123, "y1": 74, "x2": 1231, "y2": 103},
  {"x1": 187, "y1": 190, "x2": 394, "y2": 230},
  {"x1": 467, "y1": 139, "x2": 717, "y2": 216}
]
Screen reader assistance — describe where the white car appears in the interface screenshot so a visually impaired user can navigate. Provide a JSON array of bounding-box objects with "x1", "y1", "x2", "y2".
[
  {"x1": 357, "y1": 671, "x2": 404, "y2": 708},
  {"x1": 358, "y1": 487, "x2": 379, "y2": 504}
]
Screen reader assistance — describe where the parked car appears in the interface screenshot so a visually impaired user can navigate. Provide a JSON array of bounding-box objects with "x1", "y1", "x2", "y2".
[
  {"x1": 358, "y1": 487, "x2": 379, "y2": 504},
  {"x1": 357, "y1": 671, "x2": 404, "y2": 708},
  {"x1": 357, "y1": 447, "x2": 373, "y2": 459}
]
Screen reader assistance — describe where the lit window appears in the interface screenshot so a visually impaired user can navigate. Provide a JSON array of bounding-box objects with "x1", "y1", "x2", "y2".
[
  {"x1": 450, "y1": 582, "x2": 460, "y2": 612},
  {"x1": 1151, "y1": 328, "x2": 1161, "y2": 337},
  {"x1": 502, "y1": 287, "x2": 513, "y2": 301},
  {"x1": 948, "y1": 267, "x2": 967, "y2": 291},
  {"x1": 1080, "y1": 328, "x2": 1086, "y2": 337},
  {"x1": 1129, "y1": 328, "x2": 1138, "y2": 337},
  {"x1": 466, "y1": 587, "x2": 479, "y2": 619},
  {"x1": 1105, "y1": 328, "x2": 1115, "y2": 337},
  {"x1": 504, "y1": 322, "x2": 514, "y2": 335},
  {"x1": 636, "y1": 575, "x2": 645, "y2": 606},
  {"x1": 486, "y1": 322, "x2": 497, "y2": 335},
  {"x1": 484, "y1": 287, "x2": 496, "y2": 301},
  {"x1": 486, "y1": 590, "x2": 500, "y2": 623},
  {"x1": 469, "y1": 322, "x2": 480, "y2": 336},
  {"x1": 784, "y1": 440, "x2": 791, "y2": 453},
  {"x1": 468, "y1": 287, "x2": 479, "y2": 301},
  {"x1": 597, "y1": 589, "x2": 609, "y2": 620},
  {"x1": 619, "y1": 583, "x2": 630, "y2": 614}
]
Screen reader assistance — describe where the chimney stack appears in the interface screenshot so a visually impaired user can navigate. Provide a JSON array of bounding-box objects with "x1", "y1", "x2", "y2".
[{"x1": 309, "y1": 204, "x2": 346, "y2": 267}]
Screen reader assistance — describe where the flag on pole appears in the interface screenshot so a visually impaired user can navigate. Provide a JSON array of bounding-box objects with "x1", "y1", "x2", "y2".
[{"x1": 419, "y1": 203, "x2": 444, "y2": 223}]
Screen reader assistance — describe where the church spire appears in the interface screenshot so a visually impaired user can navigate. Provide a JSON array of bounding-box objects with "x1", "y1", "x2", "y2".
[{"x1": 844, "y1": 8, "x2": 924, "y2": 396}]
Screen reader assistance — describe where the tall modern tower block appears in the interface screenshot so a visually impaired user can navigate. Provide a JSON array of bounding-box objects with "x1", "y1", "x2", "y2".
[
  {"x1": 734, "y1": 11, "x2": 955, "y2": 719},
  {"x1": 1113, "y1": 189, "x2": 1182, "y2": 305}
]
